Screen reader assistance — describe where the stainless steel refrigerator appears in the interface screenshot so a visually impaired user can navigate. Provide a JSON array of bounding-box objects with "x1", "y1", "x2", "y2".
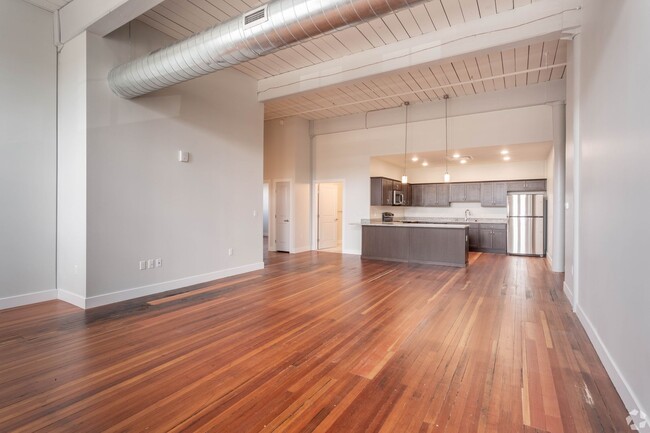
[{"x1": 507, "y1": 193, "x2": 546, "y2": 256}]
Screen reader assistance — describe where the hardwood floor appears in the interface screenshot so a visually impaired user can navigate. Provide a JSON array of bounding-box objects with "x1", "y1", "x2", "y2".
[{"x1": 0, "y1": 252, "x2": 630, "y2": 432}]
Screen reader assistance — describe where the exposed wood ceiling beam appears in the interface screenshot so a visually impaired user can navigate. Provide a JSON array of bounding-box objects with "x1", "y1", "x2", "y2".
[{"x1": 257, "y1": 0, "x2": 581, "y2": 102}]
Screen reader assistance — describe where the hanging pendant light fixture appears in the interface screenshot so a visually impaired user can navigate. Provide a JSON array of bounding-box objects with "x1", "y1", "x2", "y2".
[
  {"x1": 402, "y1": 101, "x2": 410, "y2": 184},
  {"x1": 443, "y1": 94, "x2": 451, "y2": 183}
]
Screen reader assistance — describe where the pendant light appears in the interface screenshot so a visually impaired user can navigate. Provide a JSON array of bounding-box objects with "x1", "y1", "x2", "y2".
[
  {"x1": 443, "y1": 94, "x2": 451, "y2": 183},
  {"x1": 402, "y1": 101, "x2": 410, "y2": 184}
]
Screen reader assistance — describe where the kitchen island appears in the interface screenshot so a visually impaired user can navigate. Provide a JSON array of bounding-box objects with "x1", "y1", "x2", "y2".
[{"x1": 361, "y1": 221, "x2": 469, "y2": 267}]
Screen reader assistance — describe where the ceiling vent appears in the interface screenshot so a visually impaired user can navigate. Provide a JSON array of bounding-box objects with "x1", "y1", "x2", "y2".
[{"x1": 243, "y1": 5, "x2": 268, "y2": 28}]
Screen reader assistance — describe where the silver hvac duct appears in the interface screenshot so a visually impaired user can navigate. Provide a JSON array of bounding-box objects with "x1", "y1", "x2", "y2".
[{"x1": 108, "y1": 0, "x2": 426, "y2": 98}]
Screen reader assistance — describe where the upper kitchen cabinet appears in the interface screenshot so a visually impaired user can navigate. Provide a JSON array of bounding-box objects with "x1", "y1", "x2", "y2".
[
  {"x1": 480, "y1": 182, "x2": 507, "y2": 207},
  {"x1": 370, "y1": 177, "x2": 394, "y2": 206},
  {"x1": 410, "y1": 184, "x2": 449, "y2": 207},
  {"x1": 449, "y1": 183, "x2": 481, "y2": 203},
  {"x1": 507, "y1": 179, "x2": 547, "y2": 192}
]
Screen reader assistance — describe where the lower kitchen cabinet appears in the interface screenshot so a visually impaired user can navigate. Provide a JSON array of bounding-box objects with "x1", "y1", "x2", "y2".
[
  {"x1": 475, "y1": 223, "x2": 507, "y2": 254},
  {"x1": 468, "y1": 224, "x2": 480, "y2": 249}
]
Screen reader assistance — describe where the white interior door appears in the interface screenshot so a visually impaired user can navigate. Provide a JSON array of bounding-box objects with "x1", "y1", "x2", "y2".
[
  {"x1": 275, "y1": 181, "x2": 290, "y2": 252},
  {"x1": 318, "y1": 183, "x2": 339, "y2": 249}
]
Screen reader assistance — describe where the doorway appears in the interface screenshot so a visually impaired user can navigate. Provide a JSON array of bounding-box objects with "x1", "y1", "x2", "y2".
[
  {"x1": 275, "y1": 181, "x2": 290, "y2": 253},
  {"x1": 317, "y1": 182, "x2": 343, "y2": 252}
]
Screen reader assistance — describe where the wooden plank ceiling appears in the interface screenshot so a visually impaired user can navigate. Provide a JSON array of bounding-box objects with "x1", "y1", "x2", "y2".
[
  {"x1": 137, "y1": 0, "x2": 567, "y2": 120},
  {"x1": 265, "y1": 39, "x2": 567, "y2": 120}
]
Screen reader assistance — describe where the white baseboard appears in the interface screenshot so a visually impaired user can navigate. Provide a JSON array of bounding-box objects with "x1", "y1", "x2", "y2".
[
  {"x1": 0, "y1": 289, "x2": 57, "y2": 311},
  {"x1": 57, "y1": 289, "x2": 87, "y2": 309},
  {"x1": 292, "y1": 246, "x2": 312, "y2": 254},
  {"x1": 563, "y1": 281, "x2": 574, "y2": 304},
  {"x1": 546, "y1": 255, "x2": 553, "y2": 268},
  {"x1": 575, "y1": 304, "x2": 646, "y2": 427},
  {"x1": 83, "y1": 262, "x2": 265, "y2": 309},
  {"x1": 342, "y1": 248, "x2": 361, "y2": 255}
]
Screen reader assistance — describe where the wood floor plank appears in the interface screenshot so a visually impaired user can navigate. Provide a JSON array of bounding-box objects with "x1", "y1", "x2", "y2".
[{"x1": 0, "y1": 251, "x2": 631, "y2": 432}]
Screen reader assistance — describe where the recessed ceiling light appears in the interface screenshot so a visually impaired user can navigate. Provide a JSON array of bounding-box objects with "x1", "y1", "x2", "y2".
[
  {"x1": 411, "y1": 156, "x2": 419, "y2": 162},
  {"x1": 422, "y1": 161, "x2": 429, "y2": 167},
  {"x1": 452, "y1": 153, "x2": 460, "y2": 158},
  {"x1": 460, "y1": 159, "x2": 468, "y2": 165},
  {"x1": 503, "y1": 156, "x2": 511, "y2": 161},
  {"x1": 500, "y1": 150, "x2": 509, "y2": 155}
]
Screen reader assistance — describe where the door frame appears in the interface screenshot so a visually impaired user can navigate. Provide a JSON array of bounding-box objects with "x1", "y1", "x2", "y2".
[
  {"x1": 270, "y1": 179, "x2": 292, "y2": 253},
  {"x1": 312, "y1": 179, "x2": 345, "y2": 252}
]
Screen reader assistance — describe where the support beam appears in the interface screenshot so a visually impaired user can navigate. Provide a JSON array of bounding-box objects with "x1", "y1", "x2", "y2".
[
  {"x1": 551, "y1": 101, "x2": 566, "y2": 273},
  {"x1": 58, "y1": 0, "x2": 164, "y2": 44},
  {"x1": 257, "y1": 0, "x2": 581, "y2": 102}
]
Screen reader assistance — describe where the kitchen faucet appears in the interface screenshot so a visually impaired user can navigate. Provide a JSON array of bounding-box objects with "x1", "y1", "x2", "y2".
[{"x1": 464, "y1": 209, "x2": 471, "y2": 221}]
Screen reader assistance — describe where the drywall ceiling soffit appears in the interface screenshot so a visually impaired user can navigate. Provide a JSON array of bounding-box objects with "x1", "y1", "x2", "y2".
[
  {"x1": 375, "y1": 141, "x2": 553, "y2": 169},
  {"x1": 56, "y1": 0, "x2": 165, "y2": 44},
  {"x1": 21, "y1": 0, "x2": 73, "y2": 12}
]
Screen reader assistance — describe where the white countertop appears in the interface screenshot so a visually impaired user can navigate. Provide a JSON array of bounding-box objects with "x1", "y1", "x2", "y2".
[{"x1": 361, "y1": 221, "x2": 470, "y2": 229}]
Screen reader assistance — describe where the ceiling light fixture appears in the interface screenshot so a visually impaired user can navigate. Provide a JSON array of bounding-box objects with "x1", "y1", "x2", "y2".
[
  {"x1": 500, "y1": 150, "x2": 509, "y2": 155},
  {"x1": 443, "y1": 95, "x2": 451, "y2": 183},
  {"x1": 402, "y1": 101, "x2": 410, "y2": 184},
  {"x1": 503, "y1": 156, "x2": 511, "y2": 161},
  {"x1": 460, "y1": 159, "x2": 468, "y2": 164},
  {"x1": 411, "y1": 156, "x2": 419, "y2": 162},
  {"x1": 452, "y1": 153, "x2": 460, "y2": 158},
  {"x1": 422, "y1": 161, "x2": 429, "y2": 167}
]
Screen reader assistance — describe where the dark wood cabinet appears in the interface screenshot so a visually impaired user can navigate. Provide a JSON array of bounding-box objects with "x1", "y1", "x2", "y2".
[
  {"x1": 450, "y1": 183, "x2": 481, "y2": 202},
  {"x1": 370, "y1": 177, "x2": 395, "y2": 206},
  {"x1": 468, "y1": 223, "x2": 480, "y2": 249},
  {"x1": 362, "y1": 225, "x2": 468, "y2": 267},
  {"x1": 480, "y1": 182, "x2": 507, "y2": 207},
  {"x1": 361, "y1": 226, "x2": 410, "y2": 262},
  {"x1": 373, "y1": 178, "x2": 545, "y2": 208},
  {"x1": 477, "y1": 223, "x2": 507, "y2": 253},
  {"x1": 411, "y1": 184, "x2": 424, "y2": 206},
  {"x1": 507, "y1": 179, "x2": 547, "y2": 192},
  {"x1": 409, "y1": 184, "x2": 449, "y2": 207}
]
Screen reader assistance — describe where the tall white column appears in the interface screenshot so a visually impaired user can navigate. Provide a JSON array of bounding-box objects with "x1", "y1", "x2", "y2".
[{"x1": 551, "y1": 102, "x2": 566, "y2": 273}]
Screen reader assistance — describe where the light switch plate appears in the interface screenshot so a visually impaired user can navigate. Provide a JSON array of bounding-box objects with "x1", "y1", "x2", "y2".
[{"x1": 178, "y1": 150, "x2": 190, "y2": 162}]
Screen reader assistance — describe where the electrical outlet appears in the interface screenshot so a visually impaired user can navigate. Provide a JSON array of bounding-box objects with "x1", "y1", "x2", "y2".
[
  {"x1": 228, "y1": 248, "x2": 233, "y2": 256},
  {"x1": 139, "y1": 260, "x2": 146, "y2": 270},
  {"x1": 155, "y1": 258, "x2": 162, "y2": 268},
  {"x1": 147, "y1": 259, "x2": 154, "y2": 269}
]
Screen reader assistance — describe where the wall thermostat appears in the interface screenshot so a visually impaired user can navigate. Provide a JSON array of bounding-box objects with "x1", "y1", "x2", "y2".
[{"x1": 178, "y1": 150, "x2": 190, "y2": 162}]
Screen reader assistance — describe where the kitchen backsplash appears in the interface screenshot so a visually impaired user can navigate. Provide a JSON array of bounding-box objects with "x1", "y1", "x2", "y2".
[{"x1": 370, "y1": 202, "x2": 506, "y2": 220}]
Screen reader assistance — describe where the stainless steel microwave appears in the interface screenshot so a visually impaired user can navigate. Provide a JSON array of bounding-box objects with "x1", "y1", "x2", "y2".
[{"x1": 393, "y1": 190, "x2": 405, "y2": 206}]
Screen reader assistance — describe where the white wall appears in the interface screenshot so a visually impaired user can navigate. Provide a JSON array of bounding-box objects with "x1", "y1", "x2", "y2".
[
  {"x1": 264, "y1": 118, "x2": 312, "y2": 253},
  {"x1": 0, "y1": 0, "x2": 57, "y2": 308},
  {"x1": 81, "y1": 22, "x2": 264, "y2": 304},
  {"x1": 57, "y1": 32, "x2": 87, "y2": 301},
  {"x1": 571, "y1": 0, "x2": 650, "y2": 420},
  {"x1": 314, "y1": 105, "x2": 553, "y2": 254}
]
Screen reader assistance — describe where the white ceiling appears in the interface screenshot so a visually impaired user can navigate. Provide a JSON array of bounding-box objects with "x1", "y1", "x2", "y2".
[
  {"x1": 22, "y1": 0, "x2": 73, "y2": 12},
  {"x1": 135, "y1": 0, "x2": 567, "y2": 120},
  {"x1": 265, "y1": 39, "x2": 567, "y2": 120},
  {"x1": 376, "y1": 141, "x2": 553, "y2": 168}
]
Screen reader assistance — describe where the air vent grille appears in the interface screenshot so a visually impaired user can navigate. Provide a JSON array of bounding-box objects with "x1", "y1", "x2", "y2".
[{"x1": 244, "y1": 6, "x2": 267, "y2": 26}]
